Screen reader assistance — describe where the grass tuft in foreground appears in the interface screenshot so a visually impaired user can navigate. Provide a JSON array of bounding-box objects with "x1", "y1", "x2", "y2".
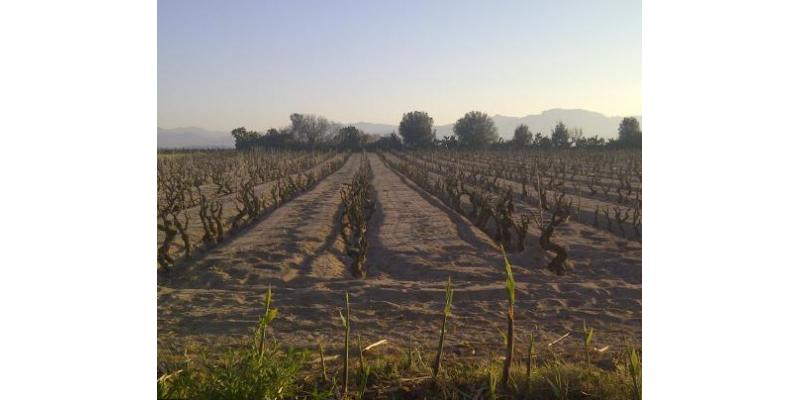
[{"x1": 158, "y1": 249, "x2": 641, "y2": 399}]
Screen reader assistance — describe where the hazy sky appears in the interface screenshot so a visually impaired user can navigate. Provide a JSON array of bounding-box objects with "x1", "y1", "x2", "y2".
[{"x1": 158, "y1": 0, "x2": 641, "y2": 131}]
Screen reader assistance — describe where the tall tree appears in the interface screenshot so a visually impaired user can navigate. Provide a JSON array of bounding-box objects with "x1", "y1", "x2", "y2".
[
  {"x1": 512, "y1": 124, "x2": 533, "y2": 146},
  {"x1": 453, "y1": 111, "x2": 499, "y2": 148},
  {"x1": 230, "y1": 127, "x2": 261, "y2": 149},
  {"x1": 398, "y1": 111, "x2": 435, "y2": 148},
  {"x1": 290, "y1": 113, "x2": 331, "y2": 147},
  {"x1": 550, "y1": 121, "x2": 571, "y2": 149},
  {"x1": 617, "y1": 117, "x2": 642, "y2": 148},
  {"x1": 335, "y1": 126, "x2": 366, "y2": 150}
]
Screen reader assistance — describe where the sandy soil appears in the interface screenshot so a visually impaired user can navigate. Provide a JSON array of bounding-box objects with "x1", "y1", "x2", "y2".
[
  {"x1": 157, "y1": 153, "x2": 345, "y2": 261},
  {"x1": 395, "y1": 152, "x2": 640, "y2": 239},
  {"x1": 158, "y1": 153, "x2": 641, "y2": 359}
]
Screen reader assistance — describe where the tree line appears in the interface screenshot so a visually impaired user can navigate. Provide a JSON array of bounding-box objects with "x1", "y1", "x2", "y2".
[
  {"x1": 231, "y1": 111, "x2": 641, "y2": 151},
  {"x1": 231, "y1": 113, "x2": 401, "y2": 151},
  {"x1": 401, "y1": 111, "x2": 641, "y2": 150}
]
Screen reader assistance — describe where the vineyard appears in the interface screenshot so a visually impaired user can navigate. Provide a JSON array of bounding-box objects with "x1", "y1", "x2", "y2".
[
  {"x1": 157, "y1": 150, "x2": 348, "y2": 269},
  {"x1": 158, "y1": 148, "x2": 642, "y2": 398}
]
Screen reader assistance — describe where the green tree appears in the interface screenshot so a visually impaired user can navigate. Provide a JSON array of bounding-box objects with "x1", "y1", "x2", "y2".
[
  {"x1": 512, "y1": 124, "x2": 533, "y2": 146},
  {"x1": 260, "y1": 127, "x2": 295, "y2": 148},
  {"x1": 551, "y1": 121, "x2": 571, "y2": 149},
  {"x1": 398, "y1": 111, "x2": 435, "y2": 148},
  {"x1": 617, "y1": 117, "x2": 642, "y2": 148},
  {"x1": 231, "y1": 127, "x2": 262, "y2": 149},
  {"x1": 372, "y1": 132, "x2": 402, "y2": 151},
  {"x1": 335, "y1": 126, "x2": 366, "y2": 150},
  {"x1": 453, "y1": 111, "x2": 499, "y2": 148}
]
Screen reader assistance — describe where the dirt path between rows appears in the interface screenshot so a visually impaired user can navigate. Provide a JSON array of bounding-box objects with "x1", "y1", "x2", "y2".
[
  {"x1": 158, "y1": 155, "x2": 360, "y2": 348},
  {"x1": 157, "y1": 153, "x2": 344, "y2": 261},
  {"x1": 366, "y1": 153, "x2": 640, "y2": 356},
  {"x1": 159, "y1": 153, "x2": 641, "y2": 360}
]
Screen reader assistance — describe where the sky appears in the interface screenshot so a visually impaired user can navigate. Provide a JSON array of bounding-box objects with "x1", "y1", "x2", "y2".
[{"x1": 158, "y1": 0, "x2": 641, "y2": 131}]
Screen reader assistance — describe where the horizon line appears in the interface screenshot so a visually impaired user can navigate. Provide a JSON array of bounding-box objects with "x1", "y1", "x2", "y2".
[{"x1": 158, "y1": 108, "x2": 642, "y2": 132}]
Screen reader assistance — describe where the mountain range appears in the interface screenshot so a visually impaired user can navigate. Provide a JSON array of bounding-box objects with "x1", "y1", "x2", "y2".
[
  {"x1": 157, "y1": 127, "x2": 234, "y2": 149},
  {"x1": 158, "y1": 109, "x2": 640, "y2": 148}
]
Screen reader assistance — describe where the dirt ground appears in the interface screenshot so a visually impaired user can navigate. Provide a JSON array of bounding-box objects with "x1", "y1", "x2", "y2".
[{"x1": 158, "y1": 153, "x2": 641, "y2": 358}]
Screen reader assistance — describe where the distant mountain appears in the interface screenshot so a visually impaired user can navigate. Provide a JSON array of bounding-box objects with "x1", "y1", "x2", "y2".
[
  {"x1": 158, "y1": 109, "x2": 640, "y2": 147},
  {"x1": 351, "y1": 122, "x2": 397, "y2": 135},
  {"x1": 157, "y1": 127, "x2": 234, "y2": 149},
  {"x1": 354, "y1": 109, "x2": 640, "y2": 140},
  {"x1": 435, "y1": 109, "x2": 641, "y2": 141}
]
